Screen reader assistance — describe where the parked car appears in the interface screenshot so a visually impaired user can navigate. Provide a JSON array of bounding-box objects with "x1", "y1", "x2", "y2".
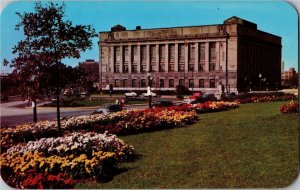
[
  {"x1": 92, "y1": 103, "x2": 123, "y2": 115},
  {"x1": 199, "y1": 93, "x2": 217, "y2": 103},
  {"x1": 221, "y1": 92, "x2": 236, "y2": 100},
  {"x1": 141, "y1": 92, "x2": 157, "y2": 97},
  {"x1": 152, "y1": 100, "x2": 174, "y2": 108},
  {"x1": 124, "y1": 92, "x2": 137, "y2": 97}
]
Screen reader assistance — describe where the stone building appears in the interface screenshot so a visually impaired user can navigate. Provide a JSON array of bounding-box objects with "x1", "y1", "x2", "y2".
[
  {"x1": 281, "y1": 67, "x2": 297, "y2": 87},
  {"x1": 98, "y1": 16, "x2": 282, "y2": 94}
]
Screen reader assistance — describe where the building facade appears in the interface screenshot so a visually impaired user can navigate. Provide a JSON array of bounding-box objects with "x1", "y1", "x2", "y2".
[
  {"x1": 281, "y1": 67, "x2": 297, "y2": 87},
  {"x1": 99, "y1": 16, "x2": 281, "y2": 94}
]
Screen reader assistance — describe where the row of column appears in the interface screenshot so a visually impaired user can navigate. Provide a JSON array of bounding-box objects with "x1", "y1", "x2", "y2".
[{"x1": 109, "y1": 42, "x2": 224, "y2": 73}]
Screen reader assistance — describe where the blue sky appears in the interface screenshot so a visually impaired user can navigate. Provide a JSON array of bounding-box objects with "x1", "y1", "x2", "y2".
[{"x1": 1, "y1": 0, "x2": 298, "y2": 73}]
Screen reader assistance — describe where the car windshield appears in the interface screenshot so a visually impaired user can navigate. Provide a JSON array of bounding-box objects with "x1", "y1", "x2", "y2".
[{"x1": 101, "y1": 104, "x2": 112, "y2": 108}]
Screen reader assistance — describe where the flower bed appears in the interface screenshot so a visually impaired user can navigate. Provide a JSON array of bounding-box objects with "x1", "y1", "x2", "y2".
[
  {"x1": 0, "y1": 108, "x2": 197, "y2": 151},
  {"x1": 0, "y1": 131, "x2": 134, "y2": 188},
  {"x1": 280, "y1": 101, "x2": 299, "y2": 113},
  {"x1": 226, "y1": 93, "x2": 297, "y2": 104},
  {"x1": 193, "y1": 101, "x2": 240, "y2": 114}
]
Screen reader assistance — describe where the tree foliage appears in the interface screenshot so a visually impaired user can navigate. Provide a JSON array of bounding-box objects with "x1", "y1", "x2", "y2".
[{"x1": 4, "y1": 1, "x2": 97, "y2": 101}]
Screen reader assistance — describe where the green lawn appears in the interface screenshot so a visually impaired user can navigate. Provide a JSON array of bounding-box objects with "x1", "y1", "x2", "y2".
[{"x1": 76, "y1": 101, "x2": 299, "y2": 188}]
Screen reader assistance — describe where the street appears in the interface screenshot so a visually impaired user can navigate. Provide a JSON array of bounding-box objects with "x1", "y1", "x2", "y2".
[{"x1": 0, "y1": 100, "x2": 148, "y2": 127}]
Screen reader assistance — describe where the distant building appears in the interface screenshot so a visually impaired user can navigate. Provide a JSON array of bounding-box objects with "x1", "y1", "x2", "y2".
[
  {"x1": 79, "y1": 59, "x2": 99, "y2": 83},
  {"x1": 99, "y1": 16, "x2": 282, "y2": 93},
  {"x1": 282, "y1": 67, "x2": 297, "y2": 80},
  {"x1": 281, "y1": 67, "x2": 297, "y2": 87}
]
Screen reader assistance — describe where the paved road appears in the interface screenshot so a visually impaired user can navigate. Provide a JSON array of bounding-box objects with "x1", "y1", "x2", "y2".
[{"x1": 0, "y1": 101, "x2": 148, "y2": 127}]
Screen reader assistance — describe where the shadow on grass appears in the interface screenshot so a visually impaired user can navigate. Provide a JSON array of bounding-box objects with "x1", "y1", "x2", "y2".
[
  {"x1": 96, "y1": 166, "x2": 138, "y2": 183},
  {"x1": 95, "y1": 154, "x2": 143, "y2": 183}
]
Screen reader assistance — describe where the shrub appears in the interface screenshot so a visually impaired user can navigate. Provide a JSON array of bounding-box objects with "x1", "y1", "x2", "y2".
[{"x1": 280, "y1": 101, "x2": 299, "y2": 113}]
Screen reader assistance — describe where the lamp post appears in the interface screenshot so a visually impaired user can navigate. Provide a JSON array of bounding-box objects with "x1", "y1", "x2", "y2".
[
  {"x1": 147, "y1": 72, "x2": 152, "y2": 108},
  {"x1": 259, "y1": 73, "x2": 262, "y2": 90},
  {"x1": 30, "y1": 75, "x2": 37, "y2": 123}
]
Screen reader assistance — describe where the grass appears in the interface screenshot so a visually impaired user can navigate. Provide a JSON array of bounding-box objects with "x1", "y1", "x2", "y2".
[{"x1": 76, "y1": 101, "x2": 299, "y2": 188}]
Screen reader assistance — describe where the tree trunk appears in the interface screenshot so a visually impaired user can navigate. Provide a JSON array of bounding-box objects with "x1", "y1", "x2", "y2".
[{"x1": 56, "y1": 62, "x2": 62, "y2": 136}]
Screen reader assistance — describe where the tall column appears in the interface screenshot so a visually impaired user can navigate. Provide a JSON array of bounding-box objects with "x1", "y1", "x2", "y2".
[
  {"x1": 165, "y1": 44, "x2": 169, "y2": 72},
  {"x1": 156, "y1": 44, "x2": 159, "y2": 72},
  {"x1": 110, "y1": 46, "x2": 114, "y2": 73},
  {"x1": 119, "y1": 46, "x2": 123, "y2": 73},
  {"x1": 128, "y1": 45, "x2": 132, "y2": 73},
  {"x1": 195, "y1": 43, "x2": 199, "y2": 72},
  {"x1": 185, "y1": 43, "x2": 189, "y2": 72},
  {"x1": 137, "y1": 45, "x2": 141, "y2": 73},
  {"x1": 205, "y1": 42, "x2": 209, "y2": 71},
  {"x1": 216, "y1": 42, "x2": 220, "y2": 71},
  {"x1": 146, "y1": 44, "x2": 150, "y2": 72},
  {"x1": 175, "y1": 43, "x2": 178, "y2": 71}
]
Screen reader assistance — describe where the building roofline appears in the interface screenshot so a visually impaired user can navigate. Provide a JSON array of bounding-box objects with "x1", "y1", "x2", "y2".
[{"x1": 99, "y1": 23, "x2": 222, "y2": 34}]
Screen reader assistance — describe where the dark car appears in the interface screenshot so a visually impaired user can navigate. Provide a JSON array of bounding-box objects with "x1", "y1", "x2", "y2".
[
  {"x1": 92, "y1": 103, "x2": 123, "y2": 115},
  {"x1": 152, "y1": 100, "x2": 174, "y2": 108},
  {"x1": 191, "y1": 93, "x2": 217, "y2": 104},
  {"x1": 221, "y1": 92, "x2": 236, "y2": 101},
  {"x1": 200, "y1": 93, "x2": 217, "y2": 102}
]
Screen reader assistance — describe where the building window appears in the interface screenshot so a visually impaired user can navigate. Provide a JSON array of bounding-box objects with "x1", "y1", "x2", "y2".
[
  {"x1": 169, "y1": 44, "x2": 175, "y2": 63},
  {"x1": 132, "y1": 65, "x2": 137, "y2": 73},
  {"x1": 189, "y1": 43, "x2": 195, "y2": 63},
  {"x1": 159, "y1": 79, "x2": 165, "y2": 88},
  {"x1": 179, "y1": 79, "x2": 185, "y2": 86},
  {"x1": 150, "y1": 45, "x2": 156, "y2": 63},
  {"x1": 200, "y1": 43, "x2": 205, "y2": 61},
  {"x1": 199, "y1": 79, "x2": 204, "y2": 88},
  {"x1": 179, "y1": 64, "x2": 185, "y2": 71},
  {"x1": 159, "y1": 45, "x2": 165, "y2": 63},
  {"x1": 189, "y1": 79, "x2": 194, "y2": 88},
  {"x1": 123, "y1": 79, "x2": 128, "y2": 87},
  {"x1": 123, "y1": 65, "x2": 128, "y2": 73},
  {"x1": 199, "y1": 64, "x2": 204, "y2": 71},
  {"x1": 132, "y1": 79, "x2": 137, "y2": 87},
  {"x1": 133, "y1": 46, "x2": 138, "y2": 63},
  {"x1": 209, "y1": 63, "x2": 215, "y2": 71},
  {"x1": 209, "y1": 79, "x2": 215, "y2": 88},
  {"x1": 150, "y1": 65, "x2": 155, "y2": 72},
  {"x1": 179, "y1": 44, "x2": 185, "y2": 63},
  {"x1": 169, "y1": 64, "x2": 175, "y2": 71},
  {"x1": 159, "y1": 64, "x2": 165, "y2": 72},
  {"x1": 188, "y1": 64, "x2": 194, "y2": 71},
  {"x1": 115, "y1": 65, "x2": 120, "y2": 73},
  {"x1": 141, "y1": 65, "x2": 146, "y2": 72},
  {"x1": 115, "y1": 79, "x2": 119, "y2": 87},
  {"x1": 141, "y1": 45, "x2": 146, "y2": 64},
  {"x1": 141, "y1": 79, "x2": 147, "y2": 87},
  {"x1": 124, "y1": 46, "x2": 129, "y2": 62},
  {"x1": 209, "y1": 42, "x2": 216, "y2": 60},
  {"x1": 115, "y1": 47, "x2": 120, "y2": 63},
  {"x1": 169, "y1": 79, "x2": 174, "y2": 88}
]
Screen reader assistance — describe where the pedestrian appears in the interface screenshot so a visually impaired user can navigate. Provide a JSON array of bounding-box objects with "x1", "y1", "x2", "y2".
[{"x1": 115, "y1": 99, "x2": 119, "y2": 104}]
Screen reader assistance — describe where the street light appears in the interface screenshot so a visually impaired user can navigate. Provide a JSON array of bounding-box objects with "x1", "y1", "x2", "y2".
[
  {"x1": 30, "y1": 75, "x2": 37, "y2": 123},
  {"x1": 259, "y1": 73, "x2": 262, "y2": 90},
  {"x1": 147, "y1": 72, "x2": 152, "y2": 108}
]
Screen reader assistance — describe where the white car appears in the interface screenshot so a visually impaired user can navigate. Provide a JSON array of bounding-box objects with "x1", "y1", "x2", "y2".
[
  {"x1": 141, "y1": 92, "x2": 157, "y2": 97},
  {"x1": 124, "y1": 92, "x2": 137, "y2": 97}
]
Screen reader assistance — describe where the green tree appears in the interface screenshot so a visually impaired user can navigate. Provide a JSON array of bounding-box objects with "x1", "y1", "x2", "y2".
[{"x1": 4, "y1": 2, "x2": 96, "y2": 134}]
